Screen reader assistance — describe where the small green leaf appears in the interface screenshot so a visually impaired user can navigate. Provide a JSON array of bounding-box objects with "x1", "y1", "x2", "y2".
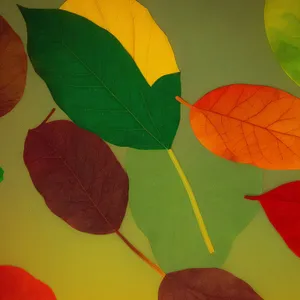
[
  {"x1": 19, "y1": 6, "x2": 181, "y2": 150},
  {"x1": 0, "y1": 168, "x2": 3, "y2": 183}
]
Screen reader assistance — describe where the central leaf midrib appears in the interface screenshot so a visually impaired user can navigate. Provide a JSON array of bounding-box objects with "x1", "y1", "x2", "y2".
[{"x1": 60, "y1": 39, "x2": 167, "y2": 149}]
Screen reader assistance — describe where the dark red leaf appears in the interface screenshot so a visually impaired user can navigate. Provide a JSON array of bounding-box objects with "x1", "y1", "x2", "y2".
[
  {"x1": 0, "y1": 16, "x2": 27, "y2": 117},
  {"x1": 245, "y1": 181, "x2": 300, "y2": 257},
  {"x1": 0, "y1": 265, "x2": 56, "y2": 300},
  {"x1": 159, "y1": 268, "x2": 262, "y2": 300},
  {"x1": 24, "y1": 114, "x2": 129, "y2": 234}
]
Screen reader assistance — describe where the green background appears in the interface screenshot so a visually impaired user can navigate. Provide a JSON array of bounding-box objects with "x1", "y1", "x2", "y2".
[{"x1": 1, "y1": 0, "x2": 300, "y2": 299}]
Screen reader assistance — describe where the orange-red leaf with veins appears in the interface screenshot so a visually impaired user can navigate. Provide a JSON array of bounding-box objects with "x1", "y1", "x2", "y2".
[
  {"x1": 0, "y1": 16, "x2": 27, "y2": 117},
  {"x1": 181, "y1": 84, "x2": 300, "y2": 170},
  {"x1": 0, "y1": 265, "x2": 56, "y2": 300}
]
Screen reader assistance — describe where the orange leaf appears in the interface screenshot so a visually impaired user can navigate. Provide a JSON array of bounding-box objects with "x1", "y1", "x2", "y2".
[
  {"x1": 0, "y1": 265, "x2": 56, "y2": 300},
  {"x1": 177, "y1": 84, "x2": 300, "y2": 170}
]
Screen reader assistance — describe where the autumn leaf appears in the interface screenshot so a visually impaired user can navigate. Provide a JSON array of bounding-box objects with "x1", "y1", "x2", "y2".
[
  {"x1": 60, "y1": 0, "x2": 179, "y2": 85},
  {"x1": 0, "y1": 265, "x2": 56, "y2": 300},
  {"x1": 245, "y1": 181, "x2": 300, "y2": 258},
  {"x1": 265, "y1": 0, "x2": 300, "y2": 87},
  {"x1": 177, "y1": 84, "x2": 300, "y2": 170},
  {"x1": 0, "y1": 16, "x2": 27, "y2": 117},
  {"x1": 158, "y1": 268, "x2": 263, "y2": 300},
  {"x1": 24, "y1": 109, "x2": 164, "y2": 277}
]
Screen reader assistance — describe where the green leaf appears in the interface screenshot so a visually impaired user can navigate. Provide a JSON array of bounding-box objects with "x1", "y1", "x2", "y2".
[
  {"x1": 126, "y1": 125, "x2": 262, "y2": 272},
  {"x1": 0, "y1": 168, "x2": 3, "y2": 183},
  {"x1": 265, "y1": 0, "x2": 300, "y2": 86},
  {"x1": 19, "y1": 6, "x2": 181, "y2": 150}
]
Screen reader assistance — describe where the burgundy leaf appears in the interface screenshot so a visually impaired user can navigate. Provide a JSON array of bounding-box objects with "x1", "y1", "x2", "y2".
[
  {"x1": 24, "y1": 112, "x2": 129, "y2": 234},
  {"x1": 245, "y1": 181, "x2": 300, "y2": 257},
  {"x1": 0, "y1": 16, "x2": 27, "y2": 117},
  {"x1": 159, "y1": 268, "x2": 262, "y2": 300}
]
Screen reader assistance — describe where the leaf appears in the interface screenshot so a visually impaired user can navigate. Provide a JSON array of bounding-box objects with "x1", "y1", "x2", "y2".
[
  {"x1": 177, "y1": 84, "x2": 300, "y2": 170},
  {"x1": 0, "y1": 265, "x2": 56, "y2": 299},
  {"x1": 126, "y1": 148, "x2": 260, "y2": 272},
  {"x1": 19, "y1": 6, "x2": 181, "y2": 150},
  {"x1": 245, "y1": 181, "x2": 300, "y2": 257},
  {"x1": 61, "y1": 0, "x2": 179, "y2": 85},
  {"x1": 158, "y1": 268, "x2": 263, "y2": 300},
  {"x1": 265, "y1": 0, "x2": 300, "y2": 86},
  {"x1": 0, "y1": 167, "x2": 3, "y2": 182},
  {"x1": 23, "y1": 111, "x2": 129, "y2": 234},
  {"x1": 0, "y1": 16, "x2": 27, "y2": 117}
]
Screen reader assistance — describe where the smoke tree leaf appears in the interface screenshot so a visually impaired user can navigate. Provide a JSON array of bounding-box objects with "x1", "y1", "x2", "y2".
[
  {"x1": 0, "y1": 16, "x2": 27, "y2": 117},
  {"x1": 24, "y1": 115, "x2": 129, "y2": 234},
  {"x1": 19, "y1": 6, "x2": 180, "y2": 150},
  {"x1": 159, "y1": 268, "x2": 263, "y2": 300}
]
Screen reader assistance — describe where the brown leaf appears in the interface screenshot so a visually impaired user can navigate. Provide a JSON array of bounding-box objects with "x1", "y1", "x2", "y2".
[
  {"x1": 23, "y1": 112, "x2": 129, "y2": 234},
  {"x1": 0, "y1": 16, "x2": 27, "y2": 117},
  {"x1": 159, "y1": 268, "x2": 263, "y2": 300}
]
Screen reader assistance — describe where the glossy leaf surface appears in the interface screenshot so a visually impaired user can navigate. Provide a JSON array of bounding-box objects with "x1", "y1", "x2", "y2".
[
  {"x1": 24, "y1": 118, "x2": 129, "y2": 234},
  {"x1": 19, "y1": 7, "x2": 180, "y2": 150}
]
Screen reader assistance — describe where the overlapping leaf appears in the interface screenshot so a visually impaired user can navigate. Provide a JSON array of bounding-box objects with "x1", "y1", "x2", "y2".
[
  {"x1": 0, "y1": 16, "x2": 27, "y2": 117},
  {"x1": 24, "y1": 112, "x2": 129, "y2": 234},
  {"x1": 245, "y1": 181, "x2": 300, "y2": 257},
  {"x1": 178, "y1": 84, "x2": 300, "y2": 170},
  {"x1": 61, "y1": 0, "x2": 179, "y2": 85},
  {"x1": 0, "y1": 265, "x2": 56, "y2": 299},
  {"x1": 265, "y1": 0, "x2": 300, "y2": 86},
  {"x1": 19, "y1": 7, "x2": 181, "y2": 150},
  {"x1": 159, "y1": 268, "x2": 262, "y2": 300}
]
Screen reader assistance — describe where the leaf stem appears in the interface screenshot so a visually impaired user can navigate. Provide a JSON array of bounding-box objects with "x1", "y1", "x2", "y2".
[
  {"x1": 40, "y1": 108, "x2": 56, "y2": 126},
  {"x1": 115, "y1": 230, "x2": 165, "y2": 277},
  {"x1": 175, "y1": 96, "x2": 194, "y2": 109},
  {"x1": 167, "y1": 149, "x2": 214, "y2": 254}
]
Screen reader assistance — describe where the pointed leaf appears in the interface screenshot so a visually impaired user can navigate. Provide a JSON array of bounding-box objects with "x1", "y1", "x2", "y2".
[
  {"x1": 265, "y1": 0, "x2": 300, "y2": 87},
  {"x1": 0, "y1": 265, "x2": 56, "y2": 299},
  {"x1": 245, "y1": 181, "x2": 300, "y2": 257},
  {"x1": 61, "y1": 0, "x2": 179, "y2": 85},
  {"x1": 24, "y1": 116, "x2": 129, "y2": 234},
  {"x1": 182, "y1": 84, "x2": 300, "y2": 170},
  {"x1": 19, "y1": 7, "x2": 180, "y2": 150},
  {"x1": 159, "y1": 268, "x2": 262, "y2": 300},
  {"x1": 0, "y1": 16, "x2": 27, "y2": 117}
]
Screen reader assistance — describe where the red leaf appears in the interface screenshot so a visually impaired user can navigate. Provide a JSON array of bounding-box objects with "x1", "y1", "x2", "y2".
[
  {"x1": 245, "y1": 181, "x2": 300, "y2": 257},
  {"x1": 0, "y1": 265, "x2": 56, "y2": 300},
  {"x1": 0, "y1": 16, "x2": 27, "y2": 117},
  {"x1": 24, "y1": 113, "x2": 129, "y2": 234},
  {"x1": 159, "y1": 268, "x2": 262, "y2": 300}
]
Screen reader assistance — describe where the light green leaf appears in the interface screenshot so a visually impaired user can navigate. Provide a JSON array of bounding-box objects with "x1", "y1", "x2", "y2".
[
  {"x1": 265, "y1": 0, "x2": 300, "y2": 86},
  {"x1": 19, "y1": 6, "x2": 180, "y2": 150}
]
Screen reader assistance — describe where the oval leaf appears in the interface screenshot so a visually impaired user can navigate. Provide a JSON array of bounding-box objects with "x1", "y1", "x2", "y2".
[
  {"x1": 265, "y1": 0, "x2": 300, "y2": 86},
  {"x1": 159, "y1": 268, "x2": 262, "y2": 300},
  {"x1": 23, "y1": 115, "x2": 129, "y2": 234},
  {"x1": 245, "y1": 181, "x2": 300, "y2": 257},
  {"x1": 0, "y1": 16, "x2": 27, "y2": 117},
  {"x1": 184, "y1": 84, "x2": 300, "y2": 170},
  {"x1": 0, "y1": 265, "x2": 56, "y2": 299},
  {"x1": 19, "y1": 7, "x2": 180, "y2": 150},
  {"x1": 61, "y1": 0, "x2": 179, "y2": 85}
]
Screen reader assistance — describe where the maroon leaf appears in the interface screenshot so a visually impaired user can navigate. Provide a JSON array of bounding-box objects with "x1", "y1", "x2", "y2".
[
  {"x1": 23, "y1": 110, "x2": 129, "y2": 234},
  {"x1": 245, "y1": 181, "x2": 300, "y2": 257},
  {"x1": 0, "y1": 16, "x2": 27, "y2": 117},
  {"x1": 159, "y1": 268, "x2": 262, "y2": 300}
]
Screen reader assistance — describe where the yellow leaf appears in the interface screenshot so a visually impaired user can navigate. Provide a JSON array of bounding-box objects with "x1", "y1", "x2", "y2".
[{"x1": 60, "y1": 0, "x2": 179, "y2": 85}]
